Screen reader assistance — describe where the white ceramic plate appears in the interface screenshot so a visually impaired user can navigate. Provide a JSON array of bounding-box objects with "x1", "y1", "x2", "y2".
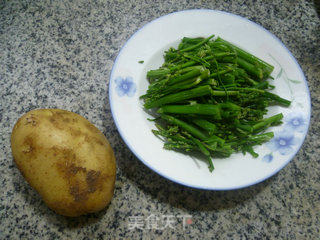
[{"x1": 109, "y1": 9, "x2": 310, "y2": 190}]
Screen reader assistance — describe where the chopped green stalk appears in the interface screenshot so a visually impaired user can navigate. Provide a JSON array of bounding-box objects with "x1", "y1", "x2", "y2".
[
  {"x1": 178, "y1": 38, "x2": 204, "y2": 50},
  {"x1": 263, "y1": 92, "x2": 291, "y2": 106},
  {"x1": 162, "y1": 76, "x2": 203, "y2": 94},
  {"x1": 190, "y1": 137, "x2": 214, "y2": 172},
  {"x1": 205, "y1": 135, "x2": 225, "y2": 146},
  {"x1": 252, "y1": 113, "x2": 283, "y2": 132},
  {"x1": 212, "y1": 144, "x2": 234, "y2": 157},
  {"x1": 219, "y1": 102, "x2": 241, "y2": 111},
  {"x1": 204, "y1": 141, "x2": 217, "y2": 151},
  {"x1": 168, "y1": 67, "x2": 204, "y2": 85},
  {"x1": 178, "y1": 65, "x2": 205, "y2": 74},
  {"x1": 216, "y1": 37, "x2": 274, "y2": 77},
  {"x1": 237, "y1": 57, "x2": 264, "y2": 80},
  {"x1": 220, "y1": 73, "x2": 235, "y2": 84},
  {"x1": 144, "y1": 85, "x2": 212, "y2": 109},
  {"x1": 254, "y1": 81, "x2": 269, "y2": 89},
  {"x1": 228, "y1": 132, "x2": 274, "y2": 146},
  {"x1": 158, "y1": 104, "x2": 221, "y2": 118},
  {"x1": 152, "y1": 128, "x2": 195, "y2": 146},
  {"x1": 179, "y1": 34, "x2": 215, "y2": 52},
  {"x1": 190, "y1": 136, "x2": 210, "y2": 157},
  {"x1": 234, "y1": 121, "x2": 253, "y2": 133},
  {"x1": 213, "y1": 52, "x2": 237, "y2": 59},
  {"x1": 210, "y1": 67, "x2": 233, "y2": 78},
  {"x1": 207, "y1": 157, "x2": 215, "y2": 172},
  {"x1": 247, "y1": 132, "x2": 274, "y2": 142},
  {"x1": 244, "y1": 146, "x2": 259, "y2": 158},
  {"x1": 227, "y1": 87, "x2": 291, "y2": 107},
  {"x1": 211, "y1": 90, "x2": 239, "y2": 96},
  {"x1": 245, "y1": 77, "x2": 259, "y2": 86},
  {"x1": 192, "y1": 119, "x2": 217, "y2": 135},
  {"x1": 182, "y1": 53, "x2": 211, "y2": 68},
  {"x1": 160, "y1": 114, "x2": 208, "y2": 140},
  {"x1": 168, "y1": 56, "x2": 217, "y2": 72},
  {"x1": 164, "y1": 142, "x2": 194, "y2": 151},
  {"x1": 147, "y1": 69, "x2": 170, "y2": 81},
  {"x1": 148, "y1": 53, "x2": 234, "y2": 82},
  {"x1": 200, "y1": 78, "x2": 218, "y2": 86}
]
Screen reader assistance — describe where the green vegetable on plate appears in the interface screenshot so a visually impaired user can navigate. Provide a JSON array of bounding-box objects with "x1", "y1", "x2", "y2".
[{"x1": 140, "y1": 35, "x2": 290, "y2": 172}]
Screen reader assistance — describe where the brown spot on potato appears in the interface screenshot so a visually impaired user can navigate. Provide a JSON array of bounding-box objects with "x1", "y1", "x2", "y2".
[
  {"x1": 49, "y1": 111, "x2": 72, "y2": 130},
  {"x1": 63, "y1": 118, "x2": 70, "y2": 123},
  {"x1": 86, "y1": 170, "x2": 101, "y2": 193},
  {"x1": 54, "y1": 147, "x2": 83, "y2": 179},
  {"x1": 55, "y1": 152, "x2": 102, "y2": 201},
  {"x1": 68, "y1": 127, "x2": 82, "y2": 137},
  {"x1": 82, "y1": 134, "x2": 104, "y2": 147},
  {"x1": 67, "y1": 170, "x2": 104, "y2": 201},
  {"x1": 57, "y1": 158, "x2": 105, "y2": 201},
  {"x1": 68, "y1": 169, "x2": 105, "y2": 201},
  {"x1": 22, "y1": 145, "x2": 33, "y2": 153},
  {"x1": 22, "y1": 136, "x2": 35, "y2": 154},
  {"x1": 25, "y1": 114, "x2": 37, "y2": 126},
  {"x1": 72, "y1": 118, "x2": 78, "y2": 123},
  {"x1": 69, "y1": 182, "x2": 89, "y2": 202},
  {"x1": 49, "y1": 117, "x2": 64, "y2": 130},
  {"x1": 67, "y1": 164, "x2": 87, "y2": 175},
  {"x1": 53, "y1": 111, "x2": 71, "y2": 121},
  {"x1": 51, "y1": 147, "x2": 76, "y2": 162},
  {"x1": 94, "y1": 138, "x2": 104, "y2": 146}
]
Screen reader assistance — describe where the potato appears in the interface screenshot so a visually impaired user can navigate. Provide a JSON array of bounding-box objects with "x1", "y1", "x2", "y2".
[{"x1": 11, "y1": 109, "x2": 116, "y2": 217}]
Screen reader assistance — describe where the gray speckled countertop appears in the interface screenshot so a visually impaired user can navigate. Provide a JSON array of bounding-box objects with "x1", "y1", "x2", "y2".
[{"x1": 1, "y1": 0, "x2": 319, "y2": 239}]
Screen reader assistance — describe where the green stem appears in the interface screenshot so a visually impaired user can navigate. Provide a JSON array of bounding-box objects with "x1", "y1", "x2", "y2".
[
  {"x1": 263, "y1": 92, "x2": 291, "y2": 106},
  {"x1": 252, "y1": 113, "x2": 283, "y2": 132},
  {"x1": 211, "y1": 90, "x2": 239, "y2": 96},
  {"x1": 179, "y1": 34, "x2": 215, "y2": 53},
  {"x1": 144, "y1": 85, "x2": 213, "y2": 109},
  {"x1": 158, "y1": 104, "x2": 221, "y2": 118},
  {"x1": 209, "y1": 67, "x2": 233, "y2": 78},
  {"x1": 160, "y1": 114, "x2": 208, "y2": 140},
  {"x1": 237, "y1": 57, "x2": 264, "y2": 80},
  {"x1": 168, "y1": 67, "x2": 204, "y2": 85},
  {"x1": 192, "y1": 119, "x2": 217, "y2": 135},
  {"x1": 190, "y1": 137, "x2": 214, "y2": 172},
  {"x1": 216, "y1": 37, "x2": 274, "y2": 77},
  {"x1": 205, "y1": 135, "x2": 225, "y2": 146}
]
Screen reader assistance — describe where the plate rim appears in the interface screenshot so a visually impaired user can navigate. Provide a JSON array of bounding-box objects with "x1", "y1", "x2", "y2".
[{"x1": 109, "y1": 9, "x2": 311, "y2": 190}]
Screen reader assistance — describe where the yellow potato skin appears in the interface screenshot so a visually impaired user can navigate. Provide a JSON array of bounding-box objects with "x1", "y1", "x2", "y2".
[{"x1": 11, "y1": 109, "x2": 116, "y2": 217}]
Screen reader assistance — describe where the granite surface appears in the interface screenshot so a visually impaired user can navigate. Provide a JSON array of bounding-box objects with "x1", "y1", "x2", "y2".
[{"x1": 0, "y1": 0, "x2": 319, "y2": 239}]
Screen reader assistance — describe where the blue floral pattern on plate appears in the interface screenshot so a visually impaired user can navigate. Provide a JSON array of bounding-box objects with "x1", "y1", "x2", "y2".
[
  {"x1": 262, "y1": 112, "x2": 306, "y2": 162},
  {"x1": 266, "y1": 130, "x2": 299, "y2": 155},
  {"x1": 262, "y1": 153, "x2": 273, "y2": 163},
  {"x1": 115, "y1": 76, "x2": 136, "y2": 97},
  {"x1": 284, "y1": 112, "x2": 307, "y2": 133}
]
